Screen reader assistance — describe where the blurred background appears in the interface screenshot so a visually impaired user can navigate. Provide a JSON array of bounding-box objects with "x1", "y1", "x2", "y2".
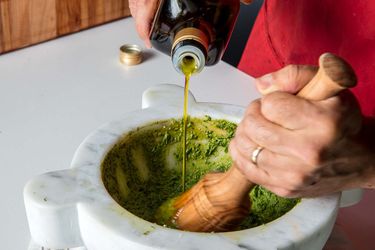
[{"x1": 223, "y1": 0, "x2": 263, "y2": 66}]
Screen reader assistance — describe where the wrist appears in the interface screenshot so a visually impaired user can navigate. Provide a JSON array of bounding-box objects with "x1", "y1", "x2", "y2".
[
  {"x1": 357, "y1": 116, "x2": 375, "y2": 189},
  {"x1": 359, "y1": 117, "x2": 375, "y2": 150}
]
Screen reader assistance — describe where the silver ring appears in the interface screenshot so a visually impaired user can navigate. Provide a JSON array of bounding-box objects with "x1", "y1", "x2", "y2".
[{"x1": 251, "y1": 146, "x2": 264, "y2": 166}]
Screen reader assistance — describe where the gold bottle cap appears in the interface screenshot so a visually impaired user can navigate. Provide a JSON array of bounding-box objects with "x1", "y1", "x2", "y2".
[{"x1": 119, "y1": 44, "x2": 143, "y2": 66}]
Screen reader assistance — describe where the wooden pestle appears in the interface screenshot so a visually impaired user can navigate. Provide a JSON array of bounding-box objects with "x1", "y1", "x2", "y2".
[{"x1": 170, "y1": 53, "x2": 357, "y2": 232}]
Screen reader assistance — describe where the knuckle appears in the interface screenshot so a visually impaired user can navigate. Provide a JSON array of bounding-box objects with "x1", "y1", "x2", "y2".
[
  {"x1": 261, "y1": 92, "x2": 279, "y2": 108},
  {"x1": 234, "y1": 121, "x2": 246, "y2": 137},
  {"x1": 243, "y1": 114, "x2": 257, "y2": 132},
  {"x1": 229, "y1": 145, "x2": 242, "y2": 165},
  {"x1": 229, "y1": 141, "x2": 251, "y2": 169},
  {"x1": 252, "y1": 123, "x2": 276, "y2": 145},
  {"x1": 262, "y1": 93, "x2": 295, "y2": 121},
  {"x1": 241, "y1": 112, "x2": 256, "y2": 128},
  {"x1": 232, "y1": 134, "x2": 251, "y2": 153},
  {"x1": 243, "y1": 111, "x2": 282, "y2": 147},
  {"x1": 260, "y1": 95, "x2": 277, "y2": 118},
  {"x1": 262, "y1": 92, "x2": 289, "y2": 111},
  {"x1": 298, "y1": 144, "x2": 321, "y2": 166},
  {"x1": 244, "y1": 99, "x2": 261, "y2": 116},
  {"x1": 242, "y1": 114, "x2": 277, "y2": 146}
]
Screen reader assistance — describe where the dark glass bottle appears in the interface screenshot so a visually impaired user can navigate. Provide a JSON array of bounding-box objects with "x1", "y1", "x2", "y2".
[{"x1": 149, "y1": 0, "x2": 240, "y2": 75}]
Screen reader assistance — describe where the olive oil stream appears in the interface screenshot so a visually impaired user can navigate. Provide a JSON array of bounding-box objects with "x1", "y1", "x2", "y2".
[{"x1": 180, "y1": 56, "x2": 199, "y2": 191}]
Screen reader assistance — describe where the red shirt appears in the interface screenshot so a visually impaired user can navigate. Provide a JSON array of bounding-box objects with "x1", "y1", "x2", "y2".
[{"x1": 238, "y1": 0, "x2": 375, "y2": 117}]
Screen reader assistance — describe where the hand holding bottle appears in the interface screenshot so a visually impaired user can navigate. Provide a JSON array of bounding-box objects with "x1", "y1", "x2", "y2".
[{"x1": 129, "y1": 0, "x2": 253, "y2": 48}]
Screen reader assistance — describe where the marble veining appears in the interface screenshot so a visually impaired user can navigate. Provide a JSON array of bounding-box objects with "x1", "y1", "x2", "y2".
[{"x1": 24, "y1": 84, "x2": 345, "y2": 250}]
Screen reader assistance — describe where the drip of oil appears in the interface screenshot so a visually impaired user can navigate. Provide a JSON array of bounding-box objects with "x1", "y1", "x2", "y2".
[{"x1": 179, "y1": 56, "x2": 198, "y2": 192}]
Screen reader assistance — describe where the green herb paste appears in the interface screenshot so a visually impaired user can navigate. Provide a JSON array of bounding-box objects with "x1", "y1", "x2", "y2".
[{"x1": 101, "y1": 117, "x2": 299, "y2": 230}]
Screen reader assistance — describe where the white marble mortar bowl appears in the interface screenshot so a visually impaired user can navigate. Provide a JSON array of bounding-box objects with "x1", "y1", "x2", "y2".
[{"x1": 24, "y1": 84, "x2": 362, "y2": 250}]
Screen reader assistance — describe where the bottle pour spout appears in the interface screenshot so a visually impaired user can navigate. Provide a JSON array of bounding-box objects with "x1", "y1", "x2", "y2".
[
  {"x1": 171, "y1": 27, "x2": 208, "y2": 75},
  {"x1": 172, "y1": 44, "x2": 206, "y2": 75}
]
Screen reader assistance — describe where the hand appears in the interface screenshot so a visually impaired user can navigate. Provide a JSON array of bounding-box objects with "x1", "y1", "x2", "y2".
[
  {"x1": 129, "y1": 0, "x2": 253, "y2": 48},
  {"x1": 229, "y1": 64, "x2": 373, "y2": 198},
  {"x1": 129, "y1": 0, "x2": 160, "y2": 48}
]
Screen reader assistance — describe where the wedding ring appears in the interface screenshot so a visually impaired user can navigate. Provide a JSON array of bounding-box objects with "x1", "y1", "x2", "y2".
[{"x1": 251, "y1": 146, "x2": 264, "y2": 166}]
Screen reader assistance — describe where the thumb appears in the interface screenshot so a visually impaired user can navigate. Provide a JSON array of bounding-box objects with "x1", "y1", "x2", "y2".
[{"x1": 255, "y1": 65, "x2": 318, "y2": 95}]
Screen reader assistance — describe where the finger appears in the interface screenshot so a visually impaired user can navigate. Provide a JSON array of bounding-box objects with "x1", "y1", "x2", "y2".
[
  {"x1": 129, "y1": 0, "x2": 136, "y2": 17},
  {"x1": 261, "y1": 92, "x2": 319, "y2": 130},
  {"x1": 240, "y1": 100, "x2": 296, "y2": 155},
  {"x1": 229, "y1": 141, "x2": 271, "y2": 185},
  {"x1": 231, "y1": 136, "x2": 317, "y2": 189},
  {"x1": 255, "y1": 65, "x2": 318, "y2": 95},
  {"x1": 254, "y1": 151, "x2": 320, "y2": 199},
  {"x1": 260, "y1": 185, "x2": 301, "y2": 198},
  {"x1": 237, "y1": 99, "x2": 330, "y2": 173},
  {"x1": 231, "y1": 143, "x2": 312, "y2": 193},
  {"x1": 229, "y1": 136, "x2": 293, "y2": 188},
  {"x1": 134, "y1": 0, "x2": 159, "y2": 48}
]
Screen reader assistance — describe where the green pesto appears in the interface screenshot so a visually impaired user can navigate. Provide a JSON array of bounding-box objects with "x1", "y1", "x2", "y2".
[{"x1": 101, "y1": 117, "x2": 299, "y2": 230}]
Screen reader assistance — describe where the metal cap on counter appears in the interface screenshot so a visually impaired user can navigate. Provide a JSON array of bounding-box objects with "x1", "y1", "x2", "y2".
[{"x1": 119, "y1": 44, "x2": 143, "y2": 66}]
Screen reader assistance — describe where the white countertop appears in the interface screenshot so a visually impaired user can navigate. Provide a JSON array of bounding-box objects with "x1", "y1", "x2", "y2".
[
  {"x1": 0, "y1": 18, "x2": 258, "y2": 249},
  {"x1": 2, "y1": 17, "x2": 375, "y2": 250}
]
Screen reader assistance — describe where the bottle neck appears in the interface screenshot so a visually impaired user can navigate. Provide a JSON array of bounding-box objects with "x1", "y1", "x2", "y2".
[
  {"x1": 171, "y1": 28, "x2": 208, "y2": 75},
  {"x1": 172, "y1": 42, "x2": 206, "y2": 75}
]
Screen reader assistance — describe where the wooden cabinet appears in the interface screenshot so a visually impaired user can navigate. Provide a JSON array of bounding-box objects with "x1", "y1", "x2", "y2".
[{"x1": 0, "y1": 0, "x2": 130, "y2": 54}]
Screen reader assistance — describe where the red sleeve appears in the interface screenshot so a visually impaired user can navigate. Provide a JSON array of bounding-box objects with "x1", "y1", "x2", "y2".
[{"x1": 238, "y1": 0, "x2": 375, "y2": 117}]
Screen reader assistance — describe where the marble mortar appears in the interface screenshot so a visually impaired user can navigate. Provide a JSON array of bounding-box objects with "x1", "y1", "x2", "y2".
[{"x1": 23, "y1": 84, "x2": 362, "y2": 250}]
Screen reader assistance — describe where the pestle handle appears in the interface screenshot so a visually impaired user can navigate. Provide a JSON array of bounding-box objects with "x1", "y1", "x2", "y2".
[
  {"x1": 297, "y1": 53, "x2": 357, "y2": 100},
  {"x1": 173, "y1": 53, "x2": 357, "y2": 232}
]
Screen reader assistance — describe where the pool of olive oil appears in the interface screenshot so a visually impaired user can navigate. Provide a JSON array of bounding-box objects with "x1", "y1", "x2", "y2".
[{"x1": 179, "y1": 56, "x2": 198, "y2": 191}]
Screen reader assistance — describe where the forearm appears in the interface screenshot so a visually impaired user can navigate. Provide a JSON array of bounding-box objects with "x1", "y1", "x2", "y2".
[
  {"x1": 324, "y1": 117, "x2": 375, "y2": 191},
  {"x1": 360, "y1": 117, "x2": 375, "y2": 151},
  {"x1": 358, "y1": 117, "x2": 375, "y2": 189}
]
